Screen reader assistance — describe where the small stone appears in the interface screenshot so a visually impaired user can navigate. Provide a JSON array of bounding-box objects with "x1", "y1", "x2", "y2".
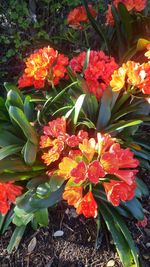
[
  {"x1": 143, "y1": 254, "x2": 150, "y2": 260},
  {"x1": 146, "y1": 243, "x2": 150, "y2": 248},
  {"x1": 28, "y1": 237, "x2": 37, "y2": 253},
  {"x1": 106, "y1": 260, "x2": 115, "y2": 267},
  {"x1": 53, "y1": 230, "x2": 64, "y2": 237}
]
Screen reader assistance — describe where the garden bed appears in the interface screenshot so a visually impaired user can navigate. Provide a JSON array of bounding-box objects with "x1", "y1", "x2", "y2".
[{"x1": 0, "y1": 169, "x2": 149, "y2": 267}]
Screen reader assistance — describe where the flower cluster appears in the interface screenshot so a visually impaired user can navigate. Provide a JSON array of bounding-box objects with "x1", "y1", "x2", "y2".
[
  {"x1": 18, "y1": 46, "x2": 69, "y2": 89},
  {"x1": 67, "y1": 5, "x2": 97, "y2": 29},
  {"x1": 106, "y1": 0, "x2": 146, "y2": 26},
  {"x1": 70, "y1": 50, "x2": 118, "y2": 100},
  {"x1": 40, "y1": 117, "x2": 139, "y2": 218},
  {"x1": 0, "y1": 181, "x2": 22, "y2": 215},
  {"x1": 110, "y1": 60, "x2": 150, "y2": 94}
]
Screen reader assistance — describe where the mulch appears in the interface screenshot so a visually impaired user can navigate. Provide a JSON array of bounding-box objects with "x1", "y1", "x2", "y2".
[{"x1": 0, "y1": 170, "x2": 150, "y2": 267}]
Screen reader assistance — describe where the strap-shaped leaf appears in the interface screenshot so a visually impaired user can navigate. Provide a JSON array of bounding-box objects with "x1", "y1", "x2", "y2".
[
  {"x1": 105, "y1": 119, "x2": 142, "y2": 133},
  {"x1": 82, "y1": 0, "x2": 109, "y2": 52},
  {"x1": 102, "y1": 203, "x2": 140, "y2": 267},
  {"x1": 100, "y1": 204, "x2": 140, "y2": 267},
  {"x1": 24, "y1": 95, "x2": 34, "y2": 121},
  {"x1": 4, "y1": 82, "x2": 23, "y2": 99},
  {"x1": 121, "y1": 197, "x2": 144, "y2": 220},
  {"x1": 97, "y1": 87, "x2": 112, "y2": 130},
  {"x1": 0, "y1": 130, "x2": 24, "y2": 147},
  {"x1": 0, "y1": 145, "x2": 22, "y2": 160},
  {"x1": 74, "y1": 94, "x2": 86, "y2": 125},
  {"x1": 9, "y1": 106, "x2": 38, "y2": 145},
  {"x1": 23, "y1": 140, "x2": 37, "y2": 165},
  {"x1": 118, "y1": 3, "x2": 133, "y2": 41},
  {"x1": 7, "y1": 90, "x2": 24, "y2": 110},
  {"x1": 7, "y1": 225, "x2": 26, "y2": 254}
]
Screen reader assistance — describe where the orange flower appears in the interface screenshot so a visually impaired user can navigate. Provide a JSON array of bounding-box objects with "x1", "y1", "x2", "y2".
[
  {"x1": 126, "y1": 61, "x2": 142, "y2": 86},
  {"x1": 76, "y1": 191, "x2": 98, "y2": 218},
  {"x1": 58, "y1": 157, "x2": 77, "y2": 179},
  {"x1": 39, "y1": 136, "x2": 53, "y2": 148},
  {"x1": 41, "y1": 139, "x2": 64, "y2": 166},
  {"x1": 103, "y1": 180, "x2": 136, "y2": 206},
  {"x1": 110, "y1": 60, "x2": 150, "y2": 94},
  {"x1": 0, "y1": 181, "x2": 23, "y2": 215},
  {"x1": 67, "y1": 5, "x2": 97, "y2": 29},
  {"x1": 110, "y1": 66, "x2": 127, "y2": 91},
  {"x1": 145, "y1": 44, "x2": 150, "y2": 59},
  {"x1": 18, "y1": 46, "x2": 68, "y2": 89},
  {"x1": 63, "y1": 186, "x2": 83, "y2": 208},
  {"x1": 97, "y1": 133, "x2": 115, "y2": 155},
  {"x1": 79, "y1": 138, "x2": 97, "y2": 162},
  {"x1": 137, "y1": 62, "x2": 150, "y2": 94}
]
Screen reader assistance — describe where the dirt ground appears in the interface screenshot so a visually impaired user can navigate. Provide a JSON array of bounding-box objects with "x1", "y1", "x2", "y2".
[{"x1": 0, "y1": 170, "x2": 150, "y2": 267}]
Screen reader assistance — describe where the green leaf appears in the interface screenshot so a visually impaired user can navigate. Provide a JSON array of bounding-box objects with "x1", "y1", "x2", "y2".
[
  {"x1": 27, "y1": 176, "x2": 49, "y2": 190},
  {"x1": 83, "y1": 49, "x2": 90, "y2": 71},
  {"x1": 121, "y1": 197, "x2": 144, "y2": 220},
  {"x1": 0, "y1": 131, "x2": 24, "y2": 147},
  {"x1": 105, "y1": 120, "x2": 142, "y2": 133},
  {"x1": 111, "y1": 93, "x2": 130, "y2": 114},
  {"x1": 7, "y1": 90, "x2": 24, "y2": 110},
  {"x1": 35, "y1": 208, "x2": 49, "y2": 226},
  {"x1": 103, "y1": 203, "x2": 140, "y2": 267},
  {"x1": 30, "y1": 186, "x2": 64, "y2": 209},
  {"x1": 100, "y1": 204, "x2": 137, "y2": 267},
  {"x1": 7, "y1": 225, "x2": 26, "y2": 254},
  {"x1": 82, "y1": 0, "x2": 109, "y2": 52},
  {"x1": 118, "y1": 3, "x2": 133, "y2": 41},
  {"x1": 0, "y1": 145, "x2": 22, "y2": 160},
  {"x1": 83, "y1": 94, "x2": 98, "y2": 122},
  {"x1": 0, "y1": 171, "x2": 43, "y2": 182},
  {"x1": 73, "y1": 94, "x2": 86, "y2": 125},
  {"x1": 136, "y1": 178, "x2": 149, "y2": 198},
  {"x1": 23, "y1": 140, "x2": 37, "y2": 165},
  {"x1": 9, "y1": 106, "x2": 38, "y2": 145},
  {"x1": 0, "y1": 214, "x2": 6, "y2": 233},
  {"x1": 4, "y1": 82, "x2": 23, "y2": 99},
  {"x1": 1, "y1": 208, "x2": 14, "y2": 234},
  {"x1": 24, "y1": 95, "x2": 34, "y2": 121},
  {"x1": 97, "y1": 87, "x2": 112, "y2": 130},
  {"x1": 13, "y1": 206, "x2": 34, "y2": 226},
  {"x1": 48, "y1": 175, "x2": 65, "y2": 192},
  {"x1": 0, "y1": 157, "x2": 32, "y2": 174}
]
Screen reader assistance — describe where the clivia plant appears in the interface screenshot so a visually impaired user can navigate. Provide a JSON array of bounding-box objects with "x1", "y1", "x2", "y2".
[{"x1": 0, "y1": 1, "x2": 150, "y2": 267}]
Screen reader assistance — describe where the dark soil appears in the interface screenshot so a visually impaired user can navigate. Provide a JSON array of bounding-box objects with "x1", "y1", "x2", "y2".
[{"x1": 0, "y1": 172, "x2": 149, "y2": 267}]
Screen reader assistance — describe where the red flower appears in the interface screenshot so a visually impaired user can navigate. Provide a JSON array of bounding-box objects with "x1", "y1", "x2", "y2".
[
  {"x1": 44, "y1": 117, "x2": 66, "y2": 138},
  {"x1": 67, "y1": 5, "x2": 97, "y2": 29},
  {"x1": 103, "y1": 180, "x2": 136, "y2": 206},
  {"x1": 18, "y1": 46, "x2": 68, "y2": 89},
  {"x1": 70, "y1": 50, "x2": 118, "y2": 100},
  {"x1": 0, "y1": 181, "x2": 23, "y2": 215},
  {"x1": 66, "y1": 135, "x2": 79, "y2": 147},
  {"x1": 76, "y1": 191, "x2": 98, "y2": 218},
  {"x1": 100, "y1": 142, "x2": 139, "y2": 185},
  {"x1": 87, "y1": 160, "x2": 105, "y2": 183},
  {"x1": 71, "y1": 161, "x2": 87, "y2": 183},
  {"x1": 106, "y1": 0, "x2": 146, "y2": 26}
]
